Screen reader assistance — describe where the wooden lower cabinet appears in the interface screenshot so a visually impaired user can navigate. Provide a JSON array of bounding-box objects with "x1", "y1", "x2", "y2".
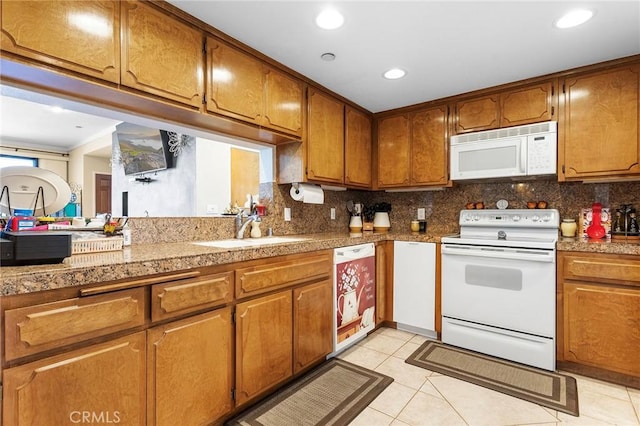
[
  {"x1": 2, "y1": 332, "x2": 146, "y2": 426},
  {"x1": 558, "y1": 251, "x2": 640, "y2": 385},
  {"x1": 293, "y1": 279, "x2": 333, "y2": 373},
  {"x1": 562, "y1": 283, "x2": 640, "y2": 377},
  {"x1": 147, "y1": 308, "x2": 233, "y2": 426},
  {"x1": 235, "y1": 290, "x2": 293, "y2": 406}
]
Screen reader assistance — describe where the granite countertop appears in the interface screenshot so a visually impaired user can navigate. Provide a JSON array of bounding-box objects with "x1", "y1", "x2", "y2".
[{"x1": 1, "y1": 232, "x2": 638, "y2": 296}]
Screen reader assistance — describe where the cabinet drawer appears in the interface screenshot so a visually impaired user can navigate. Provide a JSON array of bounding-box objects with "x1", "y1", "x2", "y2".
[
  {"x1": 4, "y1": 287, "x2": 145, "y2": 362},
  {"x1": 151, "y1": 272, "x2": 233, "y2": 321},
  {"x1": 562, "y1": 254, "x2": 640, "y2": 285},
  {"x1": 235, "y1": 253, "x2": 331, "y2": 298}
]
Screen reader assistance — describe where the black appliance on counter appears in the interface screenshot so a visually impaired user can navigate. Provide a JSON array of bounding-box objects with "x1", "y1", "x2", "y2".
[{"x1": 1, "y1": 231, "x2": 72, "y2": 266}]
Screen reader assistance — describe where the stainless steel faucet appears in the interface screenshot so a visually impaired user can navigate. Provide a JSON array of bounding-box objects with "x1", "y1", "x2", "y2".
[{"x1": 235, "y1": 212, "x2": 257, "y2": 239}]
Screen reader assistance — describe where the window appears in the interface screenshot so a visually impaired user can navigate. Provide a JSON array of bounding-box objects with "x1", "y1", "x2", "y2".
[{"x1": 0, "y1": 155, "x2": 37, "y2": 168}]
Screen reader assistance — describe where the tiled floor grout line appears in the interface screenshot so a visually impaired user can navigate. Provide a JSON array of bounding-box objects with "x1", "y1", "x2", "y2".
[
  {"x1": 425, "y1": 375, "x2": 472, "y2": 426},
  {"x1": 626, "y1": 388, "x2": 640, "y2": 423}
]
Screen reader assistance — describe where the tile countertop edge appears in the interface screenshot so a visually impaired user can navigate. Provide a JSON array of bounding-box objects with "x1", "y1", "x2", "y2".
[{"x1": 1, "y1": 232, "x2": 638, "y2": 296}]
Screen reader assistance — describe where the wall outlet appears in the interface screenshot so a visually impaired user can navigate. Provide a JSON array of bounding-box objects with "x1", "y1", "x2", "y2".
[
  {"x1": 330, "y1": 208, "x2": 336, "y2": 220},
  {"x1": 284, "y1": 207, "x2": 291, "y2": 221},
  {"x1": 417, "y1": 208, "x2": 426, "y2": 220}
]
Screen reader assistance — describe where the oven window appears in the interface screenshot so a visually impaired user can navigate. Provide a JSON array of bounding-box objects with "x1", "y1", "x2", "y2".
[{"x1": 465, "y1": 265, "x2": 523, "y2": 291}]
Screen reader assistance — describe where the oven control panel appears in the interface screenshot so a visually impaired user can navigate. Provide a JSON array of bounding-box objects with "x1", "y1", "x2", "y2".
[{"x1": 460, "y1": 209, "x2": 559, "y2": 227}]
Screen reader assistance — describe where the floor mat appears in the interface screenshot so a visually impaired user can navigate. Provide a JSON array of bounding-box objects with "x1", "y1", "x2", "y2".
[
  {"x1": 226, "y1": 358, "x2": 393, "y2": 426},
  {"x1": 406, "y1": 340, "x2": 579, "y2": 416}
]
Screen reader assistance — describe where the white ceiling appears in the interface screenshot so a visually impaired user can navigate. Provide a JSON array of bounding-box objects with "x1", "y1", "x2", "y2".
[
  {"x1": 1, "y1": 1, "x2": 638, "y2": 153},
  {"x1": 169, "y1": 0, "x2": 640, "y2": 113}
]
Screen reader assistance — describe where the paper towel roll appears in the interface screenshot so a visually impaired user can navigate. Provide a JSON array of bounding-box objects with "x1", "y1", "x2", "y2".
[{"x1": 290, "y1": 184, "x2": 324, "y2": 204}]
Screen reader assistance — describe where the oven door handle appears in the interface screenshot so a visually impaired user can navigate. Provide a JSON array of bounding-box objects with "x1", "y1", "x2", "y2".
[{"x1": 441, "y1": 245, "x2": 555, "y2": 263}]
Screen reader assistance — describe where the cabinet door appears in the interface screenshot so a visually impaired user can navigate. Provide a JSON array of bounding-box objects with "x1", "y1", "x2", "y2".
[
  {"x1": 293, "y1": 279, "x2": 333, "y2": 374},
  {"x1": 2, "y1": 332, "x2": 146, "y2": 426},
  {"x1": 264, "y1": 66, "x2": 304, "y2": 137},
  {"x1": 377, "y1": 114, "x2": 410, "y2": 187},
  {"x1": 560, "y1": 64, "x2": 640, "y2": 180},
  {"x1": 411, "y1": 106, "x2": 449, "y2": 186},
  {"x1": 500, "y1": 81, "x2": 555, "y2": 127},
  {"x1": 1, "y1": 1, "x2": 120, "y2": 83},
  {"x1": 563, "y1": 282, "x2": 640, "y2": 376},
  {"x1": 307, "y1": 88, "x2": 345, "y2": 184},
  {"x1": 147, "y1": 308, "x2": 233, "y2": 426},
  {"x1": 345, "y1": 106, "x2": 372, "y2": 188},
  {"x1": 236, "y1": 290, "x2": 293, "y2": 406},
  {"x1": 455, "y1": 95, "x2": 499, "y2": 133},
  {"x1": 206, "y1": 37, "x2": 263, "y2": 124},
  {"x1": 121, "y1": 0, "x2": 204, "y2": 108}
]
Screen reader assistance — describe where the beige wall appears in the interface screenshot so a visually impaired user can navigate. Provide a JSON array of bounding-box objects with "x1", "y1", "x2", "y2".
[{"x1": 68, "y1": 132, "x2": 113, "y2": 217}]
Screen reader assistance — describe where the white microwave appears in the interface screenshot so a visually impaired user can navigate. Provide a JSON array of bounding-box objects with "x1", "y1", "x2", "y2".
[{"x1": 450, "y1": 121, "x2": 557, "y2": 181}]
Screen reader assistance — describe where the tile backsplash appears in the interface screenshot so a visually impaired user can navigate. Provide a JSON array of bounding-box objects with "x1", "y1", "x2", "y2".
[{"x1": 129, "y1": 180, "x2": 640, "y2": 244}]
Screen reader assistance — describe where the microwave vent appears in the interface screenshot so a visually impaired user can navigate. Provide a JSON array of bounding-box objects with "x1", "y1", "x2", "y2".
[{"x1": 452, "y1": 121, "x2": 557, "y2": 144}]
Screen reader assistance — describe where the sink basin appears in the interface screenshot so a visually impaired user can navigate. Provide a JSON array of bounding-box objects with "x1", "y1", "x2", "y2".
[{"x1": 192, "y1": 236, "x2": 308, "y2": 249}]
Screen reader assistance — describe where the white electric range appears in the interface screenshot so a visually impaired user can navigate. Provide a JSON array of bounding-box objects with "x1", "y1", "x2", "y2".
[{"x1": 440, "y1": 209, "x2": 560, "y2": 371}]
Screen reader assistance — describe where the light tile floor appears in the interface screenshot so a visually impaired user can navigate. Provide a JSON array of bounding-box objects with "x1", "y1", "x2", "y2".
[{"x1": 338, "y1": 327, "x2": 640, "y2": 426}]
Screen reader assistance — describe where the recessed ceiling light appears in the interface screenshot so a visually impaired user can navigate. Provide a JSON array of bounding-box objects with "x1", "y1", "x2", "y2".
[
  {"x1": 50, "y1": 106, "x2": 64, "y2": 113},
  {"x1": 383, "y1": 68, "x2": 406, "y2": 80},
  {"x1": 321, "y1": 52, "x2": 336, "y2": 62},
  {"x1": 555, "y1": 9, "x2": 593, "y2": 29},
  {"x1": 316, "y1": 9, "x2": 344, "y2": 30}
]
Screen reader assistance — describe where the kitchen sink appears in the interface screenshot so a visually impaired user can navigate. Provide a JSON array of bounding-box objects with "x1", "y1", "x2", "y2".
[{"x1": 192, "y1": 236, "x2": 309, "y2": 249}]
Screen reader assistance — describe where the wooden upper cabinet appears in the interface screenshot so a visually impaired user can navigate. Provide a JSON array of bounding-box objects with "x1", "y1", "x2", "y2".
[
  {"x1": 206, "y1": 37, "x2": 263, "y2": 123},
  {"x1": 263, "y1": 66, "x2": 304, "y2": 136},
  {"x1": 377, "y1": 114, "x2": 411, "y2": 187},
  {"x1": 377, "y1": 106, "x2": 449, "y2": 189},
  {"x1": 121, "y1": 0, "x2": 204, "y2": 108},
  {"x1": 345, "y1": 106, "x2": 372, "y2": 188},
  {"x1": 411, "y1": 105, "x2": 449, "y2": 186},
  {"x1": 455, "y1": 95, "x2": 499, "y2": 133},
  {"x1": 560, "y1": 63, "x2": 640, "y2": 181},
  {"x1": 501, "y1": 81, "x2": 554, "y2": 127},
  {"x1": 307, "y1": 88, "x2": 345, "y2": 184},
  {"x1": 0, "y1": 1, "x2": 120, "y2": 83},
  {"x1": 455, "y1": 81, "x2": 556, "y2": 133},
  {"x1": 206, "y1": 37, "x2": 303, "y2": 137}
]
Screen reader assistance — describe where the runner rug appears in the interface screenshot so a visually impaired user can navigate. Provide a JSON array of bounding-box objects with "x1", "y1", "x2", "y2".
[
  {"x1": 406, "y1": 340, "x2": 579, "y2": 416},
  {"x1": 226, "y1": 358, "x2": 393, "y2": 426}
]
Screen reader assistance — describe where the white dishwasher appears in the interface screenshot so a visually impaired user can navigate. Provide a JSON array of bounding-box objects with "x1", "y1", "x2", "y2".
[
  {"x1": 331, "y1": 242, "x2": 376, "y2": 355},
  {"x1": 393, "y1": 241, "x2": 437, "y2": 338}
]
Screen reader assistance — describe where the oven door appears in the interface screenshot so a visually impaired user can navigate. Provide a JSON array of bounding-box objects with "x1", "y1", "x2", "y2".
[
  {"x1": 441, "y1": 243, "x2": 556, "y2": 337},
  {"x1": 450, "y1": 136, "x2": 526, "y2": 180}
]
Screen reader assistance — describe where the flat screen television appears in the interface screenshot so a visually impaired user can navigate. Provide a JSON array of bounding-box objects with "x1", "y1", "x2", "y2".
[{"x1": 115, "y1": 123, "x2": 173, "y2": 175}]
